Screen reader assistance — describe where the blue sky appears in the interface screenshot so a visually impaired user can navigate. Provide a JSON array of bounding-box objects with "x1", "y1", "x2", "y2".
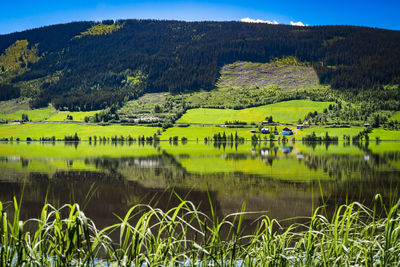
[{"x1": 1, "y1": 0, "x2": 399, "y2": 34}]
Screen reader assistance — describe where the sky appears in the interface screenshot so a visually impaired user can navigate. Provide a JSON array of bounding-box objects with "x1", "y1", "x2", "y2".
[{"x1": 0, "y1": 0, "x2": 399, "y2": 34}]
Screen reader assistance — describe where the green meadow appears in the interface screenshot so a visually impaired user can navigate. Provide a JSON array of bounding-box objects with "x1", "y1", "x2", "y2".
[
  {"x1": 0, "y1": 123, "x2": 160, "y2": 140},
  {"x1": 390, "y1": 111, "x2": 400, "y2": 121},
  {"x1": 1, "y1": 122, "x2": 399, "y2": 141},
  {"x1": 0, "y1": 108, "x2": 55, "y2": 121},
  {"x1": 297, "y1": 127, "x2": 363, "y2": 140},
  {"x1": 46, "y1": 110, "x2": 100, "y2": 121},
  {"x1": 177, "y1": 100, "x2": 333, "y2": 124},
  {"x1": 297, "y1": 127, "x2": 400, "y2": 141},
  {"x1": 160, "y1": 125, "x2": 256, "y2": 141},
  {"x1": 369, "y1": 128, "x2": 400, "y2": 140}
]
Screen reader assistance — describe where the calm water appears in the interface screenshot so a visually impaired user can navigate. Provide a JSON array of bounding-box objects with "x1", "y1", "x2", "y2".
[{"x1": 0, "y1": 141, "x2": 399, "y2": 228}]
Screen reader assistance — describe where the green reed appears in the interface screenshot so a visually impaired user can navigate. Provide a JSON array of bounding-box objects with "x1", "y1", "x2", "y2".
[{"x1": 1, "y1": 194, "x2": 400, "y2": 266}]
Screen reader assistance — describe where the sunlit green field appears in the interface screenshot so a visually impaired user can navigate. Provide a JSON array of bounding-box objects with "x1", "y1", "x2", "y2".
[
  {"x1": 46, "y1": 110, "x2": 100, "y2": 121},
  {"x1": 298, "y1": 127, "x2": 400, "y2": 141},
  {"x1": 0, "y1": 108, "x2": 55, "y2": 121},
  {"x1": 177, "y1": 100, "x2": 333, "y2": 124},
  {"x1": 390, "y1": 111, "x2": 400, "y2": 121},
  {"x1": 0, "y1": 123, "x2": 160, "y2": 140},
  {"x1": 160, "y1": 125, "x2": 256, "y2": 140},
  {"x1": 297, "y1": 127, "x2": 363, "y2": 140},
  {"x1": 369, "y1": 128, "x2": 400, "y2": 140},
  {"x1": 1, "y1": 123, "x2": 398, "y2": 141}
]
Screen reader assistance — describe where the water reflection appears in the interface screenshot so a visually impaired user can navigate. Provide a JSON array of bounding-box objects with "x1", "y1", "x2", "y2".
[{"x1": 0, "y1": 141, "x2": 399, "y2": 229}]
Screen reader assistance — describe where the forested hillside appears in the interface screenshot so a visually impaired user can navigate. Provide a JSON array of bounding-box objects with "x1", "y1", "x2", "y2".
[{"x1": 0, "y1": 20, "x2": 400, "y2": 110}]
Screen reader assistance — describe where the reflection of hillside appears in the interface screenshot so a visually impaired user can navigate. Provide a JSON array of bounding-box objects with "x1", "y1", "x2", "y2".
[
  {"x1": 0, "y1": 171, "x2": 222, "y2": 231},
  {"x1": 0, "y1": 142, "x2": 399, "y2": 229},
  {"x1": 301, "y1": 152, "x2": 400, "y2": 181}
]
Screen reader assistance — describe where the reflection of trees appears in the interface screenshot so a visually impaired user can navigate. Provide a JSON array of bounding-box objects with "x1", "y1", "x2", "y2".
[
  {"x1": 301, "y1": 151, "x2": 400, "y2": 208},
  {"x1": 0, "y1": 170, "x2": 222, "y2": 232},
  {"x1": 302, "y1": 151, "x2": 400, "y2": 181}
]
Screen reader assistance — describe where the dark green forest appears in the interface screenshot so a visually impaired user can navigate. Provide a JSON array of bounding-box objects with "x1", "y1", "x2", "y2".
[{"x1": 0, "y1": 19, "x2": 400, "y2": 110}]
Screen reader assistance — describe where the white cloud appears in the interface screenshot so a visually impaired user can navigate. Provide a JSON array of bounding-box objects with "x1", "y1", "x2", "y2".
[
  {"x1": 290, "y1": 21, "x2": 306, "y2": 27},
  {"x1": 241, "y1": 17, "x2": 279, "y2": 24}
]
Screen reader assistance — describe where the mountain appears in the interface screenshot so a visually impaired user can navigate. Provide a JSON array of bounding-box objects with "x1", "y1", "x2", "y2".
[{"x1": 0, "y1": 19, "x2": 400, "y2": 110}]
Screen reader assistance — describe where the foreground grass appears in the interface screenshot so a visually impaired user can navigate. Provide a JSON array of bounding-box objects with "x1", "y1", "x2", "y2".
[
  {"x1": 1, "y1": 195, "x2": 400, "y2": 266},
  {"x1": 177, "y1": 100, "x2": 333, "y2": 124},
  {"x1": 0, "y1": 123, "x2": 160, "y2": 140}
]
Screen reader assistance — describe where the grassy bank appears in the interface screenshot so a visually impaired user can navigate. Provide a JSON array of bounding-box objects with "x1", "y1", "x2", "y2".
[
  {"x1": 1, "y1": 123, "x2": 399, "y2": 141},
  {"x1": 177, "y1": 100, "x2": 333, "y2": 124},
  {"x1": 1, "y1": 195, "x2": 399, "y2": 266}
]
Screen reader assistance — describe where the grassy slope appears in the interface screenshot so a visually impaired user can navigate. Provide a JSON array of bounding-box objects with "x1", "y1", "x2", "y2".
[
  {"x1": 177, "y1": 100, "x2": 333, "y2": 124},
  {"x1": 0, "y1": 123, "x2": 160, "y2": 140},
  {"x1": 118, "y1": 93, "x2": 173, "y2": 120},
  {"x1": 0, "y1": 108, "x2": 55, "y2": 121},
  {"x1": 390, "y1": 111, "x2": 400, "y2": 121},
  {"x1": 46, "y1": 110, "x2": 100, "y2": 121},
  {"x1": 0, "y1": 98, "x2": 30, "y2": 114}
]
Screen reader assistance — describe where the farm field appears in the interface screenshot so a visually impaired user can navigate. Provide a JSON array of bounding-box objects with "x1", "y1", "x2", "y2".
[
  {"x1": 0, "y1": 108, "x2": 55, "y2": 122},
  {"x1": 177, "y1": 100, "x2": 333, "y2": 124},
  {"x1": 297, "y1": 127, "x2": 363, "y2": 140},
  {"x1": 160, "y1": 125, "x2": 256, "y2": 141},
  {"x1": 46, "y1": 110, "x2": 100, "y2": 121},
  {"x1": 369, "y1": 128, "x2": 400, "y2": 141},
  {"x1": 292, "y1": 127, "x2": 400, "y2": 141},
  {"x1": 0, "y1": 123, "x2": 160, "y2": 140},
  {"x1": 1, "y1": 123, "x2": 399, "y2": 141}
]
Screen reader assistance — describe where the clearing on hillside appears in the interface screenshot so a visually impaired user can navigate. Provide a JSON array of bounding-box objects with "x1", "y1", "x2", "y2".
[
  {"x1": 177, "y1": 100, "x2": 333, "y2": 124},
  {"x1": 184, "y1": 59, "x2": 332, "y2": 109},
  {"x1": 218, "y1": 60, "x2": 319, "y2": 91}
]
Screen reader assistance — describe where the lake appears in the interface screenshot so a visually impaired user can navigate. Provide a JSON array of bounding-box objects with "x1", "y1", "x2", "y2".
[{"x1": 0, "y1": 140, "x2": 399, "y2": 229}]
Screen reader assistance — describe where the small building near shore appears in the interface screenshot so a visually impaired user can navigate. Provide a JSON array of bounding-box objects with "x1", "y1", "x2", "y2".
[{"x1": 282, "y1": 127, "x2": 293, "y2": 135}]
